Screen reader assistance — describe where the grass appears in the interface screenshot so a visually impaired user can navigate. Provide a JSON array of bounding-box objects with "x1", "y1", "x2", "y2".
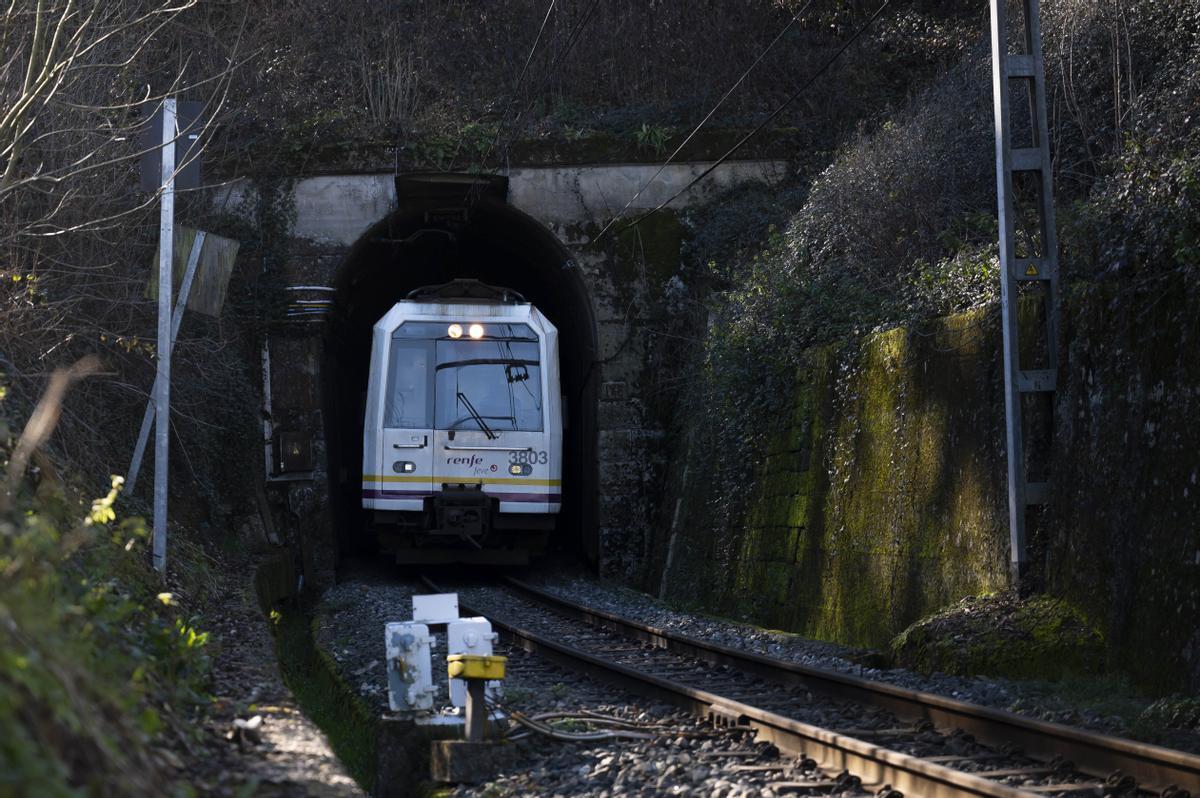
[
  {"x1": 267, "y1": 581, "x2": 378, "y2": 792},
  {"x1": 500, "y1": 686, "x2": 534, "y2": 706},
  {"x1": 999, "y1": 671, "x2": 1200, "y2": 746},
  {"x1": 1010, "y1": 673, "x2": 1148, "y2": 723}
]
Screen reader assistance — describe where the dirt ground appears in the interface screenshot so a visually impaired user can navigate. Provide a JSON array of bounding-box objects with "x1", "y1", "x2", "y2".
[{"x1": 183, "y1": 560, "x2": 363, "y2": 797}]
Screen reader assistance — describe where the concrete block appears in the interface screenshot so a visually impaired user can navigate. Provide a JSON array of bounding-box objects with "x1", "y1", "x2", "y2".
[
  {"x1": 507, "y1": 161, "x2": 788, "y2": 225},
  {"x1": 430, "y1": 739, "x2": 520, "y2": 784},
  {"x1": 599, "y1": 460, "x2": 644, "y2": 487},
  {"x1": 376, "y1": 715, "x2": 462, "y2": 798},
  {"x1": 597, "y1": 400, "x2": 641, "y2": 428},
  {"x1": 601, "y1": 380, "x2": 628, "y2": 400}
]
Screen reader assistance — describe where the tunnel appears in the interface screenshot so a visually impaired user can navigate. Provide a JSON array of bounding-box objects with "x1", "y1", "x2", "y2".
[{"x1": 322, "y1": 173, "x2": 599, "y2": 566}]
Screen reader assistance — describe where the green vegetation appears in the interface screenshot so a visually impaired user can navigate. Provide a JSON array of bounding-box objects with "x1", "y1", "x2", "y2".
[
  {"x1": 269, "y1": 599, "x2": 378, "y2": 792},
  {"x1": 659, "y1": 278, "x2": 1200, "y2": 690},
  {"x1": 223, "y1": 0, "x2": 930, "y2": 164},
  {"x1": 889, "y1": 594, "x2": 1105, "y2": 681},
  {"x1": 998, "y1": 674, "x2": 1200, "y2": 748},
  {"x1": 1013, "y1": 673, "x2": 1148, "y2": 727},
  {"x1": 1138, "y1": 696, "x2": 1200, "y2": 734},
  {"x1": 652, "y1": 0, "x2": 1200, "y2": 691},
  {"x1": 2, "y1": 6, "x2": 1197, "y2": 788},
  {"x1": 633, "y1": 124, "x2": 674, "y2": 157},
  {"x1": 0, "y1": 468, "x2": 214, "y2": 796},
  {"x1": 659, "y1": 307, "x2": 1008, "y2": 647}
]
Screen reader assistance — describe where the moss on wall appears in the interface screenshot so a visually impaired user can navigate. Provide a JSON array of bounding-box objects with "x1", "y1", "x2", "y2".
[
  {"x1": 659, "y1": 284, "x2": 1200, "y2": 691},
  {"x1": 665, "y1": 307, "x2": 1009, "y2": 644},
  {"x1": 1047, "y1": 276, "x2": 1200, "y2": 692},
  {"x1": 614, "y1": 213, "x2": 684, "y2": 294},
  {"x1": 256, "y1": 556, "x2": 376, "y2": 791},
  {"x1": 889, "y1": 593, "x2": 1105, "y2": 680}
]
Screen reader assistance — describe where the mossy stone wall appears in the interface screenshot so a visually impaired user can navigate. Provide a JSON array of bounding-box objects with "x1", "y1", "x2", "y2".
[
  {"x1": 658, "y1": 283, "x2": 1200, "y2": 691},
  {"x1": 661, "y1": 307, "x2": 1010, "y2": 642},
  {"x1": 1047, "y1": 277, "x2": 1200, "y2": 691}
]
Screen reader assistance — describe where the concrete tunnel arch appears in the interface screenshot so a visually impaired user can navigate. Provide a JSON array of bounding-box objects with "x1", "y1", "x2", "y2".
[{"x1": 322, "y1": 173, "x2": 600, "y2": 565}]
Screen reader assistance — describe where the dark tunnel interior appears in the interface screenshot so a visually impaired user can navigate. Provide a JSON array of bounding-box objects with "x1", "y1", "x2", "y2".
[{"x1": 322, "y1": 175, "x2": 599, "y2": 565}]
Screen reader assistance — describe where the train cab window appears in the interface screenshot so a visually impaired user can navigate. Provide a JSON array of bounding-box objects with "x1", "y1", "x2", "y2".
[
  {"x1": 384, "y1": 332, "x2": 434, "y2": 429},
  {"x1": 387, "y1": 321, "x2": 544, "y2": 433},
  {"x1": 434, "y1": 323, "x2": 543, "y2": 433}
]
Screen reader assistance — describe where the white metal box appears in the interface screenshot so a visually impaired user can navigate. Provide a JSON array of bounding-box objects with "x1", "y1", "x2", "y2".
[
  {"x1": 412, "y1": 593, "x2": 460, "y2": 624},
  {"x1": 446, "y1": 617, "x2": 501, "y2": 707},
  {"x1": 385, "y1": 622, "x2": 436, "y2": 712}
]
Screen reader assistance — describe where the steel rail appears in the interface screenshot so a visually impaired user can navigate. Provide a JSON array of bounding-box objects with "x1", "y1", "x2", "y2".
[
  {"x1": 501, "y1": 577, "x2": 1200, "y2": 796},
  {"x1": 422, "y1": 577, "x2": 1036, "y2": 798}
]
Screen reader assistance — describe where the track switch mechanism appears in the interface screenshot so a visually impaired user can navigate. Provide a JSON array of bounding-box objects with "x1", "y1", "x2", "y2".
[{"x1": 446, "y1": 654, "x2": 507, "y2": 742}]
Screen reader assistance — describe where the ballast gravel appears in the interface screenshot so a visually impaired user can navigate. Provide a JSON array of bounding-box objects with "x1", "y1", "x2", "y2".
[
  {"x1": 455, "y1": 643, "x2": 872, "y2": 797},
  {"x1": 450, "y1": 729, "x2": 875, "y2": 798},
  {"x1": 525, "y1": 569, "x2": 1200, "y2": 752},
  {"x1": 315, "y1": 575, "x2": 421, "y2": 713},
  {"x1": 316, "y1": 568, "x2": 876, "y2": 797},
  {"x1": 314, "y1": 561, "x2": 1197, "y2": 797}
]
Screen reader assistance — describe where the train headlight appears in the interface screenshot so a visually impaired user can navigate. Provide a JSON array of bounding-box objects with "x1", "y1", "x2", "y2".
[
  {"x1": 508, "y1": 463, "x2": 532, "y2": 476},
  {"x1": 393, "y1": 460, "x2": 416, "y2": 474},
  {"x1": 468, "y1": 323, "x2": 484, "y2": 339},
  {"x1": 447, "y1": 323, "x2": 463, "y2": 339}
]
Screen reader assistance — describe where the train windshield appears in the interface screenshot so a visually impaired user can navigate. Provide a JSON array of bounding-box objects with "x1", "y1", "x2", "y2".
[{"x1": 386, "y1": 321, "x2": 543, "y2": 432}]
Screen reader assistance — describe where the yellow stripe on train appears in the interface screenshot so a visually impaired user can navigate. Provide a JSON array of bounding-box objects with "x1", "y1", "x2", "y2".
[{"x1": 362, "y1": 474, "x2": 562, "y2": 487}]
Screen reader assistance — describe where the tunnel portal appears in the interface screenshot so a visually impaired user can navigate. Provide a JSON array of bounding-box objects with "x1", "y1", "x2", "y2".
[{"x1": 322, "y1": 174, "x2": 600, "y2": 563}]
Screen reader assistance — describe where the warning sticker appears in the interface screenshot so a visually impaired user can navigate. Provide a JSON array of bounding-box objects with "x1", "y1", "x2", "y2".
[{"x1": 1025, "y1": 263, "x2": 1040, "y2": 276}]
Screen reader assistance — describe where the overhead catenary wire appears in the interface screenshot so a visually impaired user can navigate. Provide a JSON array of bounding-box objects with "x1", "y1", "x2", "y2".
[
  {"x1": 600, "y1": 0, "x2": 897, "y2": 243},
  {"x1": 515, "y1": 0, "x2": 558, "y2": 94},
  {"x1": 592, "y1": 0, "x2": 816, "y2": 244}
]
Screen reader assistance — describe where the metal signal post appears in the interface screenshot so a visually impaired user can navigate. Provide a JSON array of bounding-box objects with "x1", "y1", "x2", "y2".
[
  {"x1": 152, "y1": 98, "x2": 176, "y2": 576},
  {"x1": 990, "y1": 0, "x2": 1061, "y2": 590}
]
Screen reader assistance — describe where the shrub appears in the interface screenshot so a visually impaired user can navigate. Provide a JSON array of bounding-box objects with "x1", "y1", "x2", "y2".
[
  {"x1": 663, "y1": 0, "x2": 1200, "y2": 564},
  {"x1": 0, "y1": 411, "x2": 212, "y2": 795}
]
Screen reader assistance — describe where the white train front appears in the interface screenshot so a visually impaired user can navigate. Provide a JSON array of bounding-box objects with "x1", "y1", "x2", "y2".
[{"x1": 361, "y1": 282, "x2": 562, "y2": 561}]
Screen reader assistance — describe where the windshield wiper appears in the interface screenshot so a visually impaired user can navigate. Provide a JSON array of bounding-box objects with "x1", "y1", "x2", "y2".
[{"x1": 456, "y1": 391, "x2": 497, "y2": 439}]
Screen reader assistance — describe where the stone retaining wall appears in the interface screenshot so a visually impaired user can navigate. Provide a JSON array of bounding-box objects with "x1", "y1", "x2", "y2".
[{"x1": 656, "y1": 279, "x2": 1200, "y2": 691}]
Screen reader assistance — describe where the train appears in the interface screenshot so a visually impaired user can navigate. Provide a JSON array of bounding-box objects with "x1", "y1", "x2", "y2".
[{"x1": 361, "y1": 280, "x2": 562, "y2": 563}]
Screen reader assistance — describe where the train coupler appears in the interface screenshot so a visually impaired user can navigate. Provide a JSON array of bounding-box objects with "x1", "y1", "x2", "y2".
[{"x1": 429, "y1": 485, "x2": 494, "y2": 540}]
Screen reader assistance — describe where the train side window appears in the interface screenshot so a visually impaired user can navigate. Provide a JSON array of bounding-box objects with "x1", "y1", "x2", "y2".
[{"x1": 384, "y1": 340, "x2": 433, "y2": 428}]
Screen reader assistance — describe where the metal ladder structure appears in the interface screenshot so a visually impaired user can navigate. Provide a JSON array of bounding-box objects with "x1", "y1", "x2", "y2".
[{"x1": 990, "y1": 0, "x2": 1061, "y2": 589}]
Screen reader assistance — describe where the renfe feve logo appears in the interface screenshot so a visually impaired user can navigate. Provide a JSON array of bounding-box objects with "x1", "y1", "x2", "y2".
[{"x1": 446, "y1": 455, "x2": 484, "y2": 468}]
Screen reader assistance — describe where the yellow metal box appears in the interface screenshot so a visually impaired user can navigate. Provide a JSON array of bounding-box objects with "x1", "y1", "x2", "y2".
[{"x1": 446, "y1": 653, "x2": 507, "y2": 681}]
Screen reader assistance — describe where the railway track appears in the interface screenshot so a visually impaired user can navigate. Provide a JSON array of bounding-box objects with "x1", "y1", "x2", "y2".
[{"x1": 422, "y1": 575, "x2": 1200, "y2": 798}]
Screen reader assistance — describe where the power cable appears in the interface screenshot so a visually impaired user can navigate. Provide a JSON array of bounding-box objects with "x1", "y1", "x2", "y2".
[
  {"x1": 515, "y1": 0, "x2": 558, "y2": 94},
  {"x1": 599, "y1": 0, "x2": 896, "y2": 243},
  {"x1": 507, "y1": 710, "x2": 657, "y2": 742},
  {"x1": 592, "y1": 0, "x2": 816, "y2": 243},
  {"x1": 474, "y1": 0, "x2": 558, "y2": 174},
  {"x1": 465, "y1": 0, "x2": 602, "y2": 205},
  {"x1": 483, "y1": 697, "x2": 673, "y2": 743},
  {"x1": 493, "y1": 0, "x2": 603, "y2": 169}
]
